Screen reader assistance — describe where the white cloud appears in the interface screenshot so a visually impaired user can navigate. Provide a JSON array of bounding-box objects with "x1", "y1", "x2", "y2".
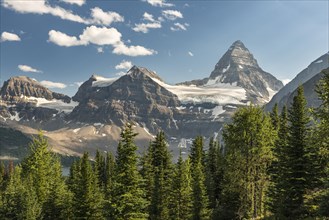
[
  {"x1": 61, "y1": 0, "x2": 85, "y2": 6},
  {"x1": 115, "y1": 71, "x2": 127, "y2": 76},
  {"x1": 97, "y1": 47, "x2": 104, "y2": 53},
  {"x1": 74, "y1": 81, "x2": 83, "y2": 87},
  {"x1": 282, "y1": 79, "x2": 291, "y2": 85},
  {"x1": 90, "y1": 7, "x2": 124, "y2": 26},
  {"x1": 132, "y1": 22, "x2": 161, "y2": 33},
  {"x1": 48, "y1": 30, "x2": 85, "y2": 47},
  {"x1": 48, "y1": 26, "x2": 157, "y2": 56},
  {"x1": 18, "y1": 65, "x2": 42, "y2": 73},
  {"x1": 3, "y1": 0, "x2": 87, "y2": 24},
  {"x1": 170, "y1": 22, "x2": 189, "y2": 31},
  {"x1": 1, "y1": 31, "x2": 21, "y2": 42},
  {"x1": 113, "y1": 43, "x2": 157, "y2": 56},
  {"x1": 40, "y1": 80, "x2": 67, "y2": 89},
  {"x1": 79, "y1": 26, "x2": 122, "y2": 45},
  {"x1": 143, "y1": 12, "x2": 155, "y2": 22},
  {"x1": 115, "y1": 60, "x2": 133, "y2": 70},
  {"x1": 144, "y1": 0, "x2": 174, "y2": 7},
  {"x1": 162, "y1": 10, "x2": 183, "y2": 20},
  {"x1": 188, "y1": 51, "x2": 194, "y2": 57}
]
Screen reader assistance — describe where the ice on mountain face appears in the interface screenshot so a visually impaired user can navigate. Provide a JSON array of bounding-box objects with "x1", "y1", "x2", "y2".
[
  {"x1": 222, "y1": 63, "x2": 230, "y2": 73},
  {"x1": 178, "y1": 138, "x2": 187, "y2": 148},
  {"x1": 10, "y1": 112, "x2": 21, "y2": 121},
  {"x1": 92, "y1": 76, "x2": 118, "y2": 87},
  {"x1": 315, "y1": 60, "x2": 323, "y2": 64},
  {"x1": 211, "y1": 106, "x2": 225, "y2": 120},
  {"x1": 26, "y1": 97, "x2": 79, "y2": 113},
  {"x1": 238, "y1": 65, "x2": 243, "y2": 69},
  {"x1": 73, "y1": 128, "x2": 81, "y2": 133},
  {"x1": 151, "y1": 77, "x2": 246, "y2": 105}
]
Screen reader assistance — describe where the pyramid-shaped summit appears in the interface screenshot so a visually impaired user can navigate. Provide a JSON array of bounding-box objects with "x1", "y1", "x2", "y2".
[{"x1": 205, "y1": 40, "x2": 283, "y2": 102}]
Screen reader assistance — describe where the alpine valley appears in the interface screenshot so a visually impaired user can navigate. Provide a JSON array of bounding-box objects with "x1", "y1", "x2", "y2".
[{"x1": 1, "y1": 40, "x2": 328, "y2": 160}]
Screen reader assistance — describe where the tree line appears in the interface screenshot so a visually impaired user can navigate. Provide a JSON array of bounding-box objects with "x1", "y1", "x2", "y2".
[{"x1": 0, "y1": 70, "x2": 328, "y2": 219}]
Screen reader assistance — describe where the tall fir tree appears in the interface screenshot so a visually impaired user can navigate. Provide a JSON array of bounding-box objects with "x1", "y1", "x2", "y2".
[
  {"x1": 279, "y1": 86, "x2": 311, "y2": 218},
  {"x1": 222, "y1": 105, "x2": 275, "y2": 219},
  {"x1": 21, "y1": 132, "x2": 72, "y2": 219},
  {"x1": 313, "y1": 69, "x2": 329, "y2": 217},
  {"x1": 270, "y1": 103, "x2": 280, "y2": 131},
  {"x1": 70, "y1": 152, "x2": 104, "y2": 219},
  {"x1": 149, "y1": 131, "x2": 172, "y2": 220},
  {"x1": 268, "y1": 105, "x2": 289, "y2": 218},
  {"x1": 190, "y1": 136, "x2": 210, "y2": 220},
  {"x1": 111, "y1": 123, "x2": 148, "y2": 220},
  {"x1": 169, "y1": 152, "x2": 192, "y2": 220}
]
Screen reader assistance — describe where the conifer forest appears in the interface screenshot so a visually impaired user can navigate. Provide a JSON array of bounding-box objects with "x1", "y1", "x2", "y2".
[{"x1": 0, "y1": 71, "x2": 328, "y2": 219}]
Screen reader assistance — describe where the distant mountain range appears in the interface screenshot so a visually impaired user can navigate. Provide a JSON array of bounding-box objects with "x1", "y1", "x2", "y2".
[{"x1": 1, "y1": 40, "x2": 328, "y2": 160}]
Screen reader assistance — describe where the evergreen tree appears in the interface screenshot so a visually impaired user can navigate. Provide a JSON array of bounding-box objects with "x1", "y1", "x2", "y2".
[
  {"x1": 70, "y1": 152, "x2": 104, "y2": 219},
  {"x1": 0, "y1": 166, "x2": 41, "y2": 219},
  {"x1": 21, "y1": 132, "x2": 72, "y2": 219},
  {"x1": 169, "y1": 152, "x2": 192, "y2": 220},
  {"x1": 111, "y1": 123, "x2": 148, "y2": 220},
  {"x1": 148, "y1": 131, "x2": 172, "y2": 220},
  {"x1": 281, "y1": 86, "x2": 311, "y2": 218},
  {"x1": 222, "y1": 105, "x2": 275, "y2": 219},
  {"x1": 190, "y1": 136, "x2": 210, "y2": 220},
  {"x1": 313, "y1": 69, "x2": 329, "y2": 217},
  {"x1": 268, "y1": 105, "x2": 289, "y2": 218},
  {"x1": 270, "y1": 103, "x2": 280, "y2": 131},
  {"x1": 95, "y1": 150, "x2": 106, "y2": 189}
]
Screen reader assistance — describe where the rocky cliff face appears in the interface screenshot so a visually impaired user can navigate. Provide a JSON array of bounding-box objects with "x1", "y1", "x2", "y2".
[
  {"x1": 0, "y1": 76, "x2": 70, "y2": 103},
  {"x1": 181, "y1": 40, "x2": 283, "y2": 103},
  {"x1": 0, "y1": 76, "x2": 74, "y2": 122},
  {"x1": 266, "y1": 53, "x2": 329, "y2": 110}
]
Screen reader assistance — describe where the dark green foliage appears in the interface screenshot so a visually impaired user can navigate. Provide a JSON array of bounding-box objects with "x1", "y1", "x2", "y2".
[
  {"x1": 280, "y1": 86, "x2": 311, "y2": 218},
  {"x1": 148, "y1": 131, "x2": 173, "y2": 220},
  {"x1": 111, "y1": 123, "x2": 148, "y2": 220},
  {"x1": 222, "y1": 105, "x2": 275, "y2": 219},
  {"x1": 69, "y1": 152, "x2": 104, "y2": 219},
  {"x1": 169, "y1": 153, "x2": 192, "y2": 220},
  {"x1": 190, "y1": 136, "x2": 210, "y2": 220},
  {"x1": 270, "y1": 103, "x2": 280, "y2": 130}
]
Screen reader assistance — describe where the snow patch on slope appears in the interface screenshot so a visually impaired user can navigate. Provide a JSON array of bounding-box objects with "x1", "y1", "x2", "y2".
[
  {"x1": 26, "y1": 97, "x2": 79, "y2": 113},
  {"x1": 151, "y1": 77, "x2": 246, "y2": 105},
  {"x1": 92, "y1": 76, "x2": 118, "y2": 87}
]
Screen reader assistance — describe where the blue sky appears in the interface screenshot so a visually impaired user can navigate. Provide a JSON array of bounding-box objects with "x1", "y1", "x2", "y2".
[{"x1": 1, "y1": 0, "x2": 328, "y2": 96}]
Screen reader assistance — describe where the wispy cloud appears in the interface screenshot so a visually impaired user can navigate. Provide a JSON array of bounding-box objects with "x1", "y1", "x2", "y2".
[
  {"x1": 162, "y1": 10, "x2": 183, "y2": 20},
  {"x1": 3, "y1": 1, "x2": 124, "y2": 26},
  {"x1": 40, "y1": 80, "x2": 67, "y2": 89},
  {"x1": 1, "y1": 31, "x2": 21, "y2": 42},
  {"x1": 115, "y1": 60, "x2": 133, "y2": 70},
  {"x1": 143, "y1": 12, "x2": 155, "y2": 22},
  {"x1": 3, "y1": 0, "x2": 87, "y2": 24},
  {"x1": 97, "y1": 47, "x2": 104, "y2": 53},
  {"x1": 48, "y1": 26, "x2": 157, "y2": 56},
  {"x1": 18, "y1": 65, "x2": 42, "y2": 73},
  {"x1": 144, "y1": 0, "x2": 174, "y2": 7},
  {"x1": 170, "y1": 22, "x2": 189, "y2": 31},
  {"x1": 90, "y1": 7, "x2": 124, "y2": 26},
  {"x1": 188, "y1": 51, "x2": 194, "y2": 57},
  {"x1": 133, "y1": 22, "x2": 161, "y2": 33},
  {"x1": 60, "y1": 0, "x2": 85, "y2": 6}
]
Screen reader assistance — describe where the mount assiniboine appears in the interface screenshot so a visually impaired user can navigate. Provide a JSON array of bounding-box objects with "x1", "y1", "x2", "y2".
[{"x1": 1, "y1": 40, "x2": 284, "y2": 159}]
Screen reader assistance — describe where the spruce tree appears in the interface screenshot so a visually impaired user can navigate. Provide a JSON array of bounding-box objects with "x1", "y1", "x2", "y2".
[
  {"x1": 222, "y1": 105, "x2": 275, "y2": 219},
  {"x1": 190, "y1": 136, "x2": 210, "y2": 220},
  {"x1": 21, "y1": 132, "x2": 72, "y2": 219},
  {"x1": 270, "y1": 103, "x2": 280, "y2": 131},
  {"x1": 313, "y1": 69, "x2": 329, "y2": 217},
  {"x1": 111, "y1": 123, "x2": 148, "y2": 220},
  {"x1": 95, "y1": 150, "x2": 106, "y2": 189},
  {"x1": 169, "y1": 152, "x2": 192, "y2": 220},
  {"x1": 149, "y1": 131, "x2": 172, "y2": 220},
  {"x1": 70, "y1": 152, "x2": 104, "y2": 219},
  {"x1": 281, "y1": 86, "x2": 310, "y2": 218}
]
